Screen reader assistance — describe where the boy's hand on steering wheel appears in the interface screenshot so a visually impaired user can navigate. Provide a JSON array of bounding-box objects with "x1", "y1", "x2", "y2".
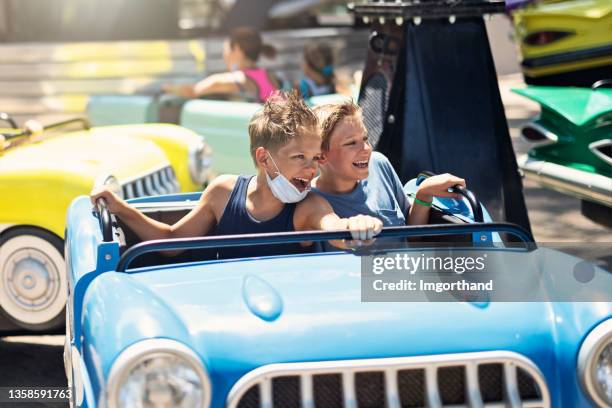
[
  {"x1": 90, "y1": 186, "x2": 125, "y2": 214},
  {"x1": 416, "y1": 173, "x2": 466, "y2": 202}
]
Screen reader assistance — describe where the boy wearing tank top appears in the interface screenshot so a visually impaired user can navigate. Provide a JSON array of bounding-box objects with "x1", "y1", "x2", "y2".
[{"x1": 91, "y1": 92, "x2": 383, "y2": 258}]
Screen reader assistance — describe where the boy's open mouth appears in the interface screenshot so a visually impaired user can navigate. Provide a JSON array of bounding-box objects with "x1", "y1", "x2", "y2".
[
  {"x1": 352, "y1": 160, "x2": 369, "y2": 169},
  {"x1": 291, "y1": 177, "x2": 311, "y2": 192}
]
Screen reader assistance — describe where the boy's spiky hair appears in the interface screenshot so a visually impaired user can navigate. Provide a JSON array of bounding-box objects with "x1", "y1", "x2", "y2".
[
  {"x1": 248, "y1": 91, "x2": 319, "y2": 162},
  {"x1": 313, "y1": 100, "x2": 361, "y2": 151}
]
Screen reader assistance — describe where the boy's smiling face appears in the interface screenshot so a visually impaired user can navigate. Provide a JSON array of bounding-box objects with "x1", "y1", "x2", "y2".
[
  {"x1": 259, "y1": 127, "x2": 322, "y2": 192},
  {"x1": 321, "y1": 114, "x2": 372, "y2": 182}
]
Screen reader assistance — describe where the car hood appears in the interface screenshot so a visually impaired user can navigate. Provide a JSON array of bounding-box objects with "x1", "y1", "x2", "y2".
[
  {"x1": 513, "y1": 86, "x2": 612, "y2": 127},
  {"x1": 84, "y1": 248, "x2": 610, "y2": 400},
  {"x1": 0, "y1": 127, "x2": 168, "y2": 181},
  {"x1": 522, "y1": 0, "x2": 612, "y2": 19}
]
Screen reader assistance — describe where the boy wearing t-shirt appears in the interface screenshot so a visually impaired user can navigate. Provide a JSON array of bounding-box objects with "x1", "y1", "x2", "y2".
[{"x1": 312, "y1": 101, "x2": 466, "y2": 226}]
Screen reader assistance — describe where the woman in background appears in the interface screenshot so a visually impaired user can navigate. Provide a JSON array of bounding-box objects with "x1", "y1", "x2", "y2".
[{"x1": 163, "y1": 27, "x2": 280, "y2": 103}]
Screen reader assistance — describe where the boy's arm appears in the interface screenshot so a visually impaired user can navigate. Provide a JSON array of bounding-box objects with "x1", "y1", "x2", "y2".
[
  {"x1": 90, "y1": 175, "x2": 234, "y2": 242},
  {"x1": 295, "y1": 193, "x2": 383, "y2": 247},
  {"x1": 90, "y1": 188, "x2": 175, "y2": 241},
  {"x1": 408, "y1": 173, "x2": 465, "y2": 226}
]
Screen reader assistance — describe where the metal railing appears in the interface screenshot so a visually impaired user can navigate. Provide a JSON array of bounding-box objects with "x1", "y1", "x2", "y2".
[{"x1": 115, "y1": 222, "x2": 535, "y2": 272}]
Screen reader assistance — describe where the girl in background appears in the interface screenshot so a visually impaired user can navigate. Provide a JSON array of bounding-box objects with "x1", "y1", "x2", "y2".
[{"x1": 164, "y1": 27, "x2": 280, "y2": 103}]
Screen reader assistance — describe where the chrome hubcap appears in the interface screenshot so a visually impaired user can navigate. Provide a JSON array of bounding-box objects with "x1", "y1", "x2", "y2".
[{"x1": 4, "y1": 248, "x2": 59, "y2": 311}]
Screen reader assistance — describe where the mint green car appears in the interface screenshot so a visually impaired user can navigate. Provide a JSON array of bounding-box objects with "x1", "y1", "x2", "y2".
[
  {"x1": 514, "y1": 84, "x2": 612, "y2": 227},
  {"x1": 88, "y1": 93, "x2": 348, "y2": 176}
]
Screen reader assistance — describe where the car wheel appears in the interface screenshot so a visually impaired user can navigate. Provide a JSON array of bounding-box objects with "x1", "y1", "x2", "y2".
[{"x1": 0, "y1": 227, "x2": 66, "y2": 331}]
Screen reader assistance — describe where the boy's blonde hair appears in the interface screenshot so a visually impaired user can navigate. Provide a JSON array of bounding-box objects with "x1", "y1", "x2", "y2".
[
  {"x1": 313, "y1": 101, "x2": 361, "y2": 151},
  {"x1": 249, "y1": 91, "x2": 319, "y2": 163}
]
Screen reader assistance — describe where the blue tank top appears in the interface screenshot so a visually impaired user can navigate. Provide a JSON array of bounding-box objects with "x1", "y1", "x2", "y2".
[{"x1": 214, "y1": 175, "x2": 306, "y2": 259}]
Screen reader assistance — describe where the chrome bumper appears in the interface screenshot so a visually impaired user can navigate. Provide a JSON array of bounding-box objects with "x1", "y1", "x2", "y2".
[{"x1": 518, "y1": 154, "x2": 612, "y2": 207}]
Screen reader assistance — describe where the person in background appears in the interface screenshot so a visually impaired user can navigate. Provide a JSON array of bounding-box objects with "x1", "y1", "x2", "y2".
[
  {"x1": 163, "y1": 27, "x2": 281, "y2": 103},
  {"x1": 298, "y1": 42, "x2": 336, "y2": 98}
]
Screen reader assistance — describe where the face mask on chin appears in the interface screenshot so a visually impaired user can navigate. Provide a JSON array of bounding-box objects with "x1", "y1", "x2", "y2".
[{"x1": 265, "y1": 152, "x2": 310, "y2": 203}]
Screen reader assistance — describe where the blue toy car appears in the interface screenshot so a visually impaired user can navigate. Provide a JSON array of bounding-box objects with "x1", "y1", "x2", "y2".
[{"x1": 64, "y1": 178, "x2": 611, "y2": 408}]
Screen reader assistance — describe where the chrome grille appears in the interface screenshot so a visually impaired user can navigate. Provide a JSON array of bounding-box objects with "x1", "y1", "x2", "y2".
[
  {"x1": 121, "y1": 166, "x2": 180, "y2": 199},
  {"x1": 228, "y1": 351, "x2": 550, "y2": 408}
]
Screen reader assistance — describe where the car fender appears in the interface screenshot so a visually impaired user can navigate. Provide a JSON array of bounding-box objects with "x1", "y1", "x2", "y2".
[
  {"x1": 0, "y1": 170, "x2": 93, "y2": 238},
  {"x1": 79, "y1": 272, "x2": 196, "y2": 406}
]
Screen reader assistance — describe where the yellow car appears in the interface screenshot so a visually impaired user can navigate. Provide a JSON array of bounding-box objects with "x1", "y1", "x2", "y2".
[
  {"x1": 513, "y1": 0, "x2": 612, "y2": 86},
  {"x1": 0, "y1": 115, "x2": 211, "y2": 333}
]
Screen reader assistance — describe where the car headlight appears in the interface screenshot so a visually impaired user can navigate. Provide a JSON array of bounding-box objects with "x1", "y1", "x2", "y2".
[
  {"x1": 579, "y1": 319, "x2": 612, "y2": 407},
  {"x1": 107, "y1": 339, "x2": 211, "y2": 408},
  {"x1": 94, "y1": 174, "x2": 124, "y2": 199},
  {"x1": 188, "y1": 140, "x2": 213, "y2": 185}
]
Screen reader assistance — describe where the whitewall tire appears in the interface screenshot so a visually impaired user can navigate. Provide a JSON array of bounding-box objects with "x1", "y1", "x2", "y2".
[{"x1": 0, "y1": 228, "x2": 66, "y2": 331}]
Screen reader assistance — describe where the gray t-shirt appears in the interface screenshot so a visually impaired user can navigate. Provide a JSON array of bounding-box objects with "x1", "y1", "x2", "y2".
[{"x1": 312, "y1": 152, "x2": 409, "y2": 226}]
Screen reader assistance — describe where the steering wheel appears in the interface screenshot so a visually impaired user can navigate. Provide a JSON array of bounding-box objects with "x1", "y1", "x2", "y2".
[
  {"x1": 416, "y1": 171, "x2": 484, "y2": 223},
  {"x1": 0, "y1": 112, "x2": 18, "y2": 129},
  {"x1": 95, "y1": 198, "x2": 114, "y2": 242},
  {"x1": 449, "y1": 184, "x2": 484, "y2": 222}
]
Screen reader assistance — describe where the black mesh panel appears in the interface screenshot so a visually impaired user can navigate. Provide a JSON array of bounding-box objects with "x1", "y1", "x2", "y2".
[
  {"x1": 237, "y1": 385, "x2": 261, "y2": 408},
  {"x1": 355, "y1": 371, "x2": 386, "y2": 408},
  {"x1": 437, "y1": 366, "x2": 466, "y2": 404},
  {"x1": 359, "y1": 73, "x2": 389, "y2": 149},
  {"x1": 313, "y1": 374, "x2": 344, "y2": 408},
  {"x1": 272, "y1": 376, "x2": 302, "y2": 408},
  {"x1": 478, "y1": 363, "x2": 503, "y2": 402},
  {"x1": 397, "y1": 369, "x2": 425, "y2": 408},
  {"x1": 517, "y1": 367, "x2": 541, "y2": 400}
]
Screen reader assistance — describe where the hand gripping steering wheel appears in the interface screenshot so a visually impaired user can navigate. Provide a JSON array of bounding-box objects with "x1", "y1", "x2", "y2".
[
  {"x1": 416, "y1": 171, "x2": 484, "y2": 223},
  {"x1": 95, "y1": 198, "x2": 114, "y2": 242}
]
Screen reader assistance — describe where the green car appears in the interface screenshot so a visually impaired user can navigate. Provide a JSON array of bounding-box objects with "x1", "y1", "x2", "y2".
[
  {"x1": 87, "y1": 93, "x2": 349, "y2": 176},
  {"x1": 514, "y1": 84, "x2": 612, "y2": 227}
]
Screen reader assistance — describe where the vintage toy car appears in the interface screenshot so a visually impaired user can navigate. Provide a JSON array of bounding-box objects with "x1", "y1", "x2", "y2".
[
  {"x1": 511, "y1": 0, "x2": 612, "y2": 86},
  {"x1": 64, "y1": 178, "x2": 611, "y2": 408},
  {"x1": 514, "y1": 84, "x2": 612, "y2": 228},
  {"x1": 87, "y1": 93, "x2": 350, "y2": 175},
  {"x1": 0, "y1": 115, "x2": 212, "y2": 333}
]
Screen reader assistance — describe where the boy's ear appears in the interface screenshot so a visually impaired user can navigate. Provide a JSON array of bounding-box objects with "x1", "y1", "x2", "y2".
[
  {"x1": 318, "y1": 151, "x2": 328, "y2": 165},
  {"x1": 254, "y1": 147, "x2": 269, "y2": 170}
]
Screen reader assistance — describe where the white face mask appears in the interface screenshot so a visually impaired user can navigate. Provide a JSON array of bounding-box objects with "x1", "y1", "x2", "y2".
[{"x1": 265, "y1": 152, "x2": 310, "y2": 203}]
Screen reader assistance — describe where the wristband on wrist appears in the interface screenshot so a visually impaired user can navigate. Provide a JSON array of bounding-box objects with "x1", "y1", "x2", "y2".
[{"x1": 414, "y1": 197, "x2": 433, "y2": 207}]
